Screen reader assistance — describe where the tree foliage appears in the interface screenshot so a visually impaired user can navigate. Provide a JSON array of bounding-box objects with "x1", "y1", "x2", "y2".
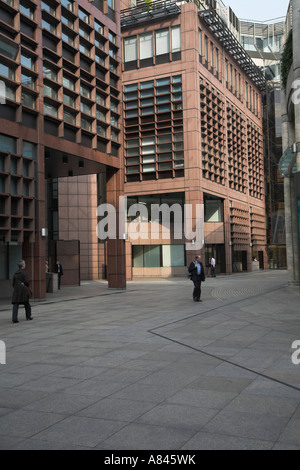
[{"x1": 281, "y1": 29, "x2": 293, "y2": 91}]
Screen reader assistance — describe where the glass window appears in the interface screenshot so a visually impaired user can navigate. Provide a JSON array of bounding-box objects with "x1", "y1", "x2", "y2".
[
  {"x1": 63, "y1": 92, "x2": 75, "y2": 107},
  {"x1": 94, "y1": 20, "x2": 104, "y2": 35},
  {"x1": 41, "y1": 1, "x2": 56, "y2": 15},
  {"x1": 63, "y1": 74, "x2": 75, "y2": 90},
  {"x1": 140, "y1": 80, "x2": 154, "y2": 89},
  {"x1": 44, "y1": 65, "x2": 57, "y2": 81},
  {"x1": 109, "y1": 31, "x2": 116, "y2": 44},
  {"x1": 124, "y1": 37, "x2": 137, "y2": 62},
  {"x1": 44, "y1": 84, "x2": 58, "y2": 99},
  {"x1": 0, "y1": 134, "x2": 16, "y2": 153},
  {"x1": 0, "y1": 37, "x2": 18, "y2": 60},
  {"x1": 63, "y1": 109, "x2": 76, "y2": 124},
  {"x1": 79, "y1": 25, "x2": 90, "y2": 40},
  {"x1": 78, "y1": 7, "x2": 89, "y2": 23},
  {"x1": 80, "y1": 84, "x2": 91, "y2": 99},
  {"x1": 205, "y1": 198, "x2": 223, "y2": 222},
  {"x1": 23, "y1": 141, "x2": 36, "y2": 159},
  {"x1": 162, "y1": 245, "x2": 185, "y2": 267},
  {"x1": 62, "y1": 31, "x2": 75, "y2": 46},
  {"x1": 171, "y1": 26, "x2": 181, "y2": 53},
  {"x1": 20, "y1": 1, "x2": 34, "y2": 19},
  {"x1": 21, "y1": 54, "x2": 35, "y2": 70},
  {"x1": 61, "y1": 0, "x2": 73, "y2": 11},
  {"x1": 81, "y1": 101, "x2": 92, "y2": 115},
  {"x1": 22, "y1": 91, "x2": 35, "y2": 108},
  {"x1": 144, "y1": 245, "x2": 160, "y2": 267},
  {"x1": 42, "y1": 19, "x2": 57, "y2": 34},
  {"x1": 155, "y1": 29, "x2": 169, "y2": 55},
  {"x1": 0, "y1": 62, "x2": 14, "y2": 79},
  {"x1": 44, "y1": 102, "x2": 58, "y2": 117},
  {"x1": 125, "y1": 83, "x2": 138, "y2": 92},
  {"x1": 139, "y1": 33, "x2": 153, "y2": 60}
]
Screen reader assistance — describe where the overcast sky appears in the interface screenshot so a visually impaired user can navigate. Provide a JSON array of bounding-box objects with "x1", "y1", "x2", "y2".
[{"x1": 223, "y1": 0, "x2": 290, "y2": 22}]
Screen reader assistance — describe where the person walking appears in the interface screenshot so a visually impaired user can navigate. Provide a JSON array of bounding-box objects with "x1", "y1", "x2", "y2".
[
  {"x1": 11, "y1": 260, "x2": 33, "y2": 323},
  {"x1": 54, "y1": 260, "x2": 63, "y2": 290},
  {"x1": 188, "y1": 255, "x2": 205, "y2": 302},
  {"x1": 210, "y1": 256, "x2": 216, "y2": 277}
]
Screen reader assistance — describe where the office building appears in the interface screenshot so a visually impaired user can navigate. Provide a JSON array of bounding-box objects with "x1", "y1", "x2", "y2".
[
  {"x1": 121, "y1": 0, "x2": 267, "y2": 278},
  {"x1": 0, "y1": 0, "x2": 126, "y2": 297}
]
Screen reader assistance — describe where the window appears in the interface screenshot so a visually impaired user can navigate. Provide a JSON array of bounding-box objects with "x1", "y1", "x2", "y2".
[
  {"x1": 94, "y1": 20, "x2": 104, "y2": 35},
  {"x1": 0, "y1": 62, "x2": 15, "y2": 80},
  {"x1": 61, "y1": 0, "x2": 73, "y2": 11},
  {"x1": 124, "y1": 37, "x2": 137, "y2": 62},
  {"x1": 22, "y1": 91, "x2": 35, "y2": 109},
  {"x1": 0, "y1": 134, "x2": 16, "y2": 153},
  {"x1": 155, "y1": 29, "x2": 169, "y2": 55},
  {"x1": 171, "y1": 26, "x2": 181, "y2": 53},
  {"x1": 0, "y1": 37, "x2": 18, "y2": 60},
  {"x1": 62, "y1": 31, "x2": 75, "y2": 46},
  {"x1": 204, "y1": 197, "x2": 223, "y2": 222},
  {"x1": 21, "y1": 53, "x2": 35, "y2": 71},
  {"x1": 44, "y1": 84, "x2": 58, "y2": 99},
  {"x1": 63, "y1": 92, "x2": 75, "y2": 107},
  {"x1": 42, "y1": 19, "x2": 57, "y2": 34},
  {"x1": 139, "y1": 33, "x2": 153, "y2": 60},
  {"x1": 80, "y1": 84, "x2": 91, "y2": 99},
  {"x1": 78, "y1": 7, "x2": 89, "y2": 24},
  {"x1": 63, "y1": 74, "x2": 75, "y2": 90},
  {"x1": 23, "y1": 141, "x2": 36, "y2": 159},
  {"x1": 63, "y1": 109, "x2": 76, "y2": 124},
  {"x1": 132, "y1": 245, "x2": 185, "y2": 267},
  {"x1": 41, "y1": 1, "x2": 56, "y2": 16},
  {"x1": 20, "y1": 1, "x2": 34, "y2": 19},
  {"x1": 43, "y1": 65, "x2": 57, "y2": 81},
  {"x1": 198, "y1": 29, "x2": 202, "y2": 56},
  {"x1": 44, "y1": 102, "x2": 58, "y2": 118},
  {"x1": 81, "y1": 101, "x2": 92, "y2": 115}
]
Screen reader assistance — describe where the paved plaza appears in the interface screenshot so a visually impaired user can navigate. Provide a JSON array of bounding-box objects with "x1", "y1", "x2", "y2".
[{"x1": 0, "y1": 270, "x2": 300, "y2": 450}]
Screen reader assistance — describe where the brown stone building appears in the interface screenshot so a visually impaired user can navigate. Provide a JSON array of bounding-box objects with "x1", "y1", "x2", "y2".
[
  {"x1": 120, "y1": 0, "x2": 267, "y2": 278},
  {"x1": 0, "y1": 0, "x2": 126, "y2": 297}
]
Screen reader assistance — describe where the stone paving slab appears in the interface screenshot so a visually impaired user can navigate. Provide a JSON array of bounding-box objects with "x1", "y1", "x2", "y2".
[{"x1": 0, "y1": 270, "x2": 300, "y2": 450}]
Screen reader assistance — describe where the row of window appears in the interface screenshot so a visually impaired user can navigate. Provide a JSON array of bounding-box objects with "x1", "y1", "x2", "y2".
[{"x1": 124, "y1": 26, "x2": 181, "y2": 63}]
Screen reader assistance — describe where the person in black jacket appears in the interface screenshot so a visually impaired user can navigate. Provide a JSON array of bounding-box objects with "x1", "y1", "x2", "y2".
[
  {"x1": 11, "y1": 260, "x2": 32, "y2": 323},
  {"x1": 188, "y1": 255, "x2": 205, "y2": 302},
  {"x1": 54, "y1": 260, "x2": 63, "y2": 290}
]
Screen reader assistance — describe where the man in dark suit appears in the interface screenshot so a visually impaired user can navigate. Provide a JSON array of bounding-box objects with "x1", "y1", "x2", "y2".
[
  {"x1": 11, "y1": 260, "x2": 33, "y2": 323},
  {"x1": 188, "y1": 255, "x2": 205, "y2": 302},
  {"x1": 54, "y1": 260, "x2": 63, "y2": 290}
]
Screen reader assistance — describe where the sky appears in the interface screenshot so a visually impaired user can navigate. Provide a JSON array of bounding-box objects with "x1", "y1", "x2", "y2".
[{"x1": 223, "y1": 0, "x2": 290, "y2": 22}]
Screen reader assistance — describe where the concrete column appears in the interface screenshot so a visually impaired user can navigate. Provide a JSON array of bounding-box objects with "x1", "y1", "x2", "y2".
[
  {"x1": 284, "y1": 177, "x2": 299, "y2": 284},
  {"x1": 293, "y1": 0, "x2": 300, "y2": 171}
]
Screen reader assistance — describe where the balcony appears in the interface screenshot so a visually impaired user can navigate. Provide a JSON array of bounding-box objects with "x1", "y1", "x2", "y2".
[{"x1": 120, "y1": 0, "x2": 181, "y2": 28}]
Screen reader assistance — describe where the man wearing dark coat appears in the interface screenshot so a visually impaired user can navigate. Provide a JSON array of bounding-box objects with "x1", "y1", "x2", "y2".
[
  {"x1": 188, "y1": 254, "x2": 205, "y2": 302},
  {"x1": 12, "y1": 260, "x2": 32, "y2": 323}
]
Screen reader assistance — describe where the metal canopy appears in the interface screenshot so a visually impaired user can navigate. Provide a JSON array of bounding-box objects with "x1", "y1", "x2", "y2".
[
  {"x1": 199, "y1": 8, "x2": 266, "y2": 92},
  {"x1": 278, "y1": 147, "x2": 297, "y2": 178},
  {"x1": 120, "y1": 0, "x2": 181, "y2": 28}
]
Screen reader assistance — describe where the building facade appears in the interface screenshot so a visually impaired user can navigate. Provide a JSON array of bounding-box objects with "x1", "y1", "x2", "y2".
[
  {"x1": 0, "y1": 0, "x2": 126, "y2": 297},
  {"x1": 121, "y1": 0, "x2": 267, "y2": 278},
  {"x1": 240, "y1": 17, "x2": 286, "y2": 269},
  {"x1": 280, "y1": 0, "x2": 300, "y2": 286}
]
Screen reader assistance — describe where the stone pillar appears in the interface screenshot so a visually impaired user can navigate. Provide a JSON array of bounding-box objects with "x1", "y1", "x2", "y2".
[{"x1": 106, "y1": 167, "x2": 126, "y2": 289}]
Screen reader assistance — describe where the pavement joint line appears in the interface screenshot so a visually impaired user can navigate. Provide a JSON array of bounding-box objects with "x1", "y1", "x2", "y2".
[{"x1": 148, "y1": 283, "x2": 300, "y2": 394}]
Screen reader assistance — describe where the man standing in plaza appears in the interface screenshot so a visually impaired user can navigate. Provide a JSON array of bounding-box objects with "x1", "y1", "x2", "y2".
[
  {"x1": 210, "y1": 256, "x2": 216, "y2": 277},
  {"x1": 54, "y1": 260, "x2": 64, "y2": 290},
  {"x1": 188, "y1": 255, "x2": 205, "y2": 302}
]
